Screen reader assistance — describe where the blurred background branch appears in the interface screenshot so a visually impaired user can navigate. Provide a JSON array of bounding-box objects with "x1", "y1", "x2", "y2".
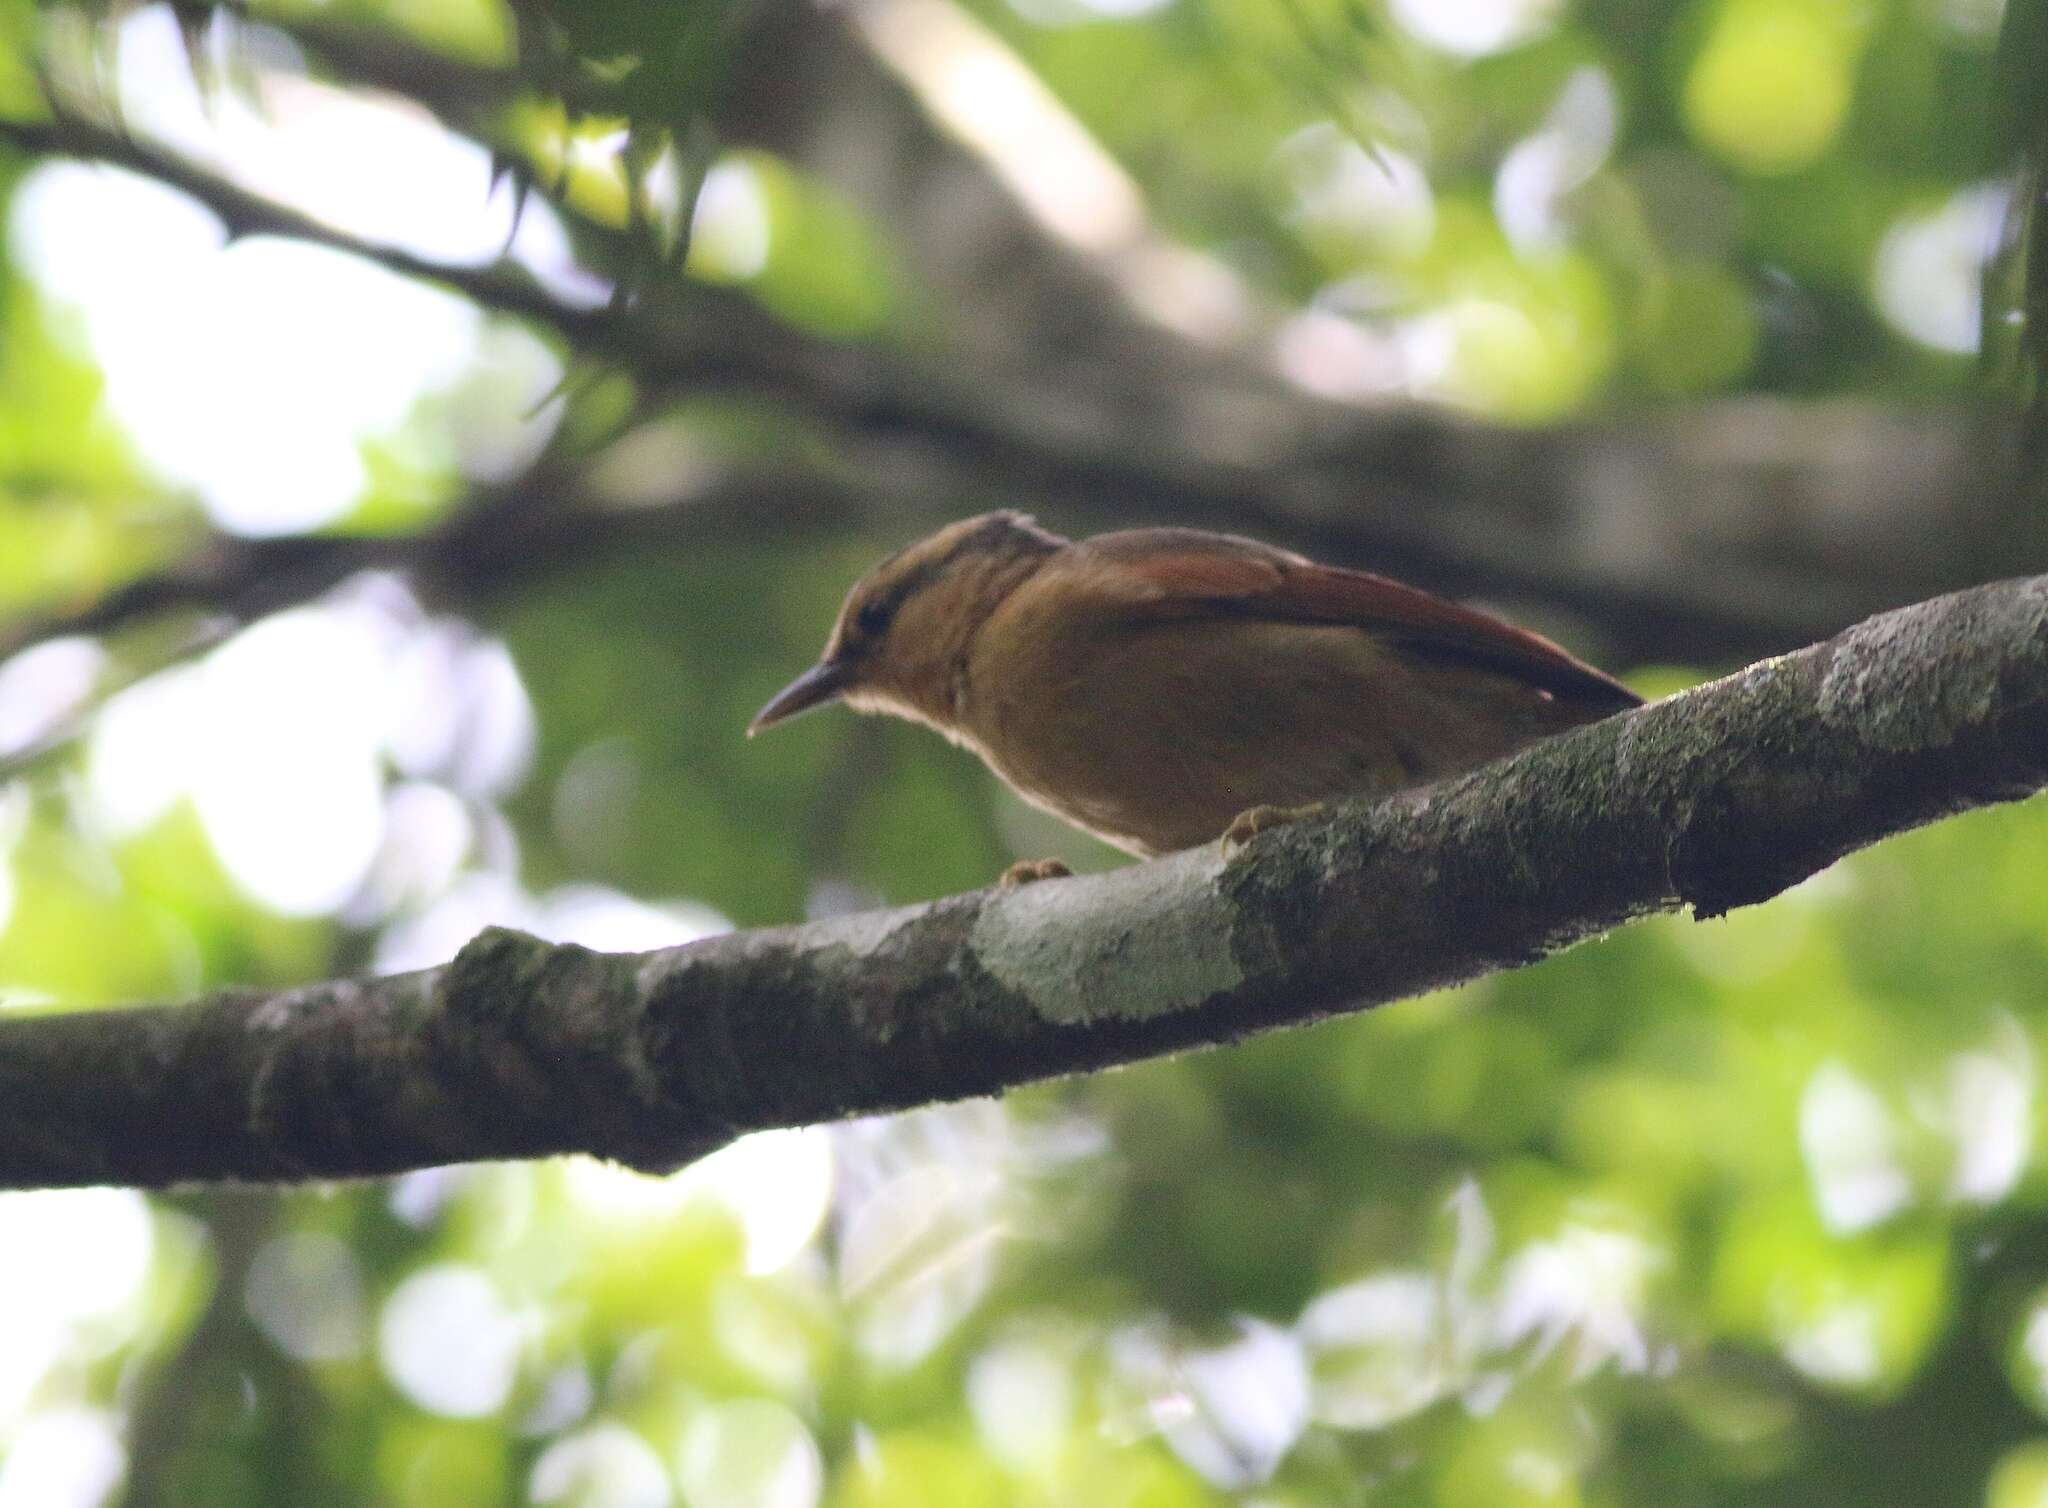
[{"x1": 2, "y1": 6, "x2": 2038, "y2": 681}]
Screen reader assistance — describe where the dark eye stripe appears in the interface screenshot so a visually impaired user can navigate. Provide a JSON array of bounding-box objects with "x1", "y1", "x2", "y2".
[
  {"x1": 851, "y1": 556, "x2": 947, "y2": 639},
  {"x1": 849, "y1": 514, "x2": 1060, "y2": 643}
]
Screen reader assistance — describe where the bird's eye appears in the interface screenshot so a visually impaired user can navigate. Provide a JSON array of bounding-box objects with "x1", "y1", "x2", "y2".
[{"x1": 855, "y1": 600, "x2": 892, "y2": 637}]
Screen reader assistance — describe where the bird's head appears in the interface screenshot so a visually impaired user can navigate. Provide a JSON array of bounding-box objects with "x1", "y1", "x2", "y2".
[{"x1": 748, "y1": 511, "x2": 1065, "y2": 737}]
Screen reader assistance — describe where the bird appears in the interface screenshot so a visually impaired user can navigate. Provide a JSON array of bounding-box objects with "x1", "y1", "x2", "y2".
[{"x1": 749, "y1": 512, "x2": 1641, "y2": 868}]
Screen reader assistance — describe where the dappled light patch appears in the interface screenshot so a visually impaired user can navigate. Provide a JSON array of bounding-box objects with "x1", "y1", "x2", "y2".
[
  {"x1": 1800, "y1": 1060, "x2": 1912, "y2": 1234},
  {"x1": 377, "y1": 1263, "x2": 529, "y2": 1418},
  {"x1": 243, "y1": 1230, "x2": 368, "y2": 1362},
  {"x1": 966, "y1": 1335, "x2": 1075, "y2": 1469},
  {"x1": 0, "y1": 1407, "x2": 124, "y2": 1508},
  {"x1": 1872, "y1": 183, "x2": 2007, "y2": 355},
  {"x1": 530, "y1": 1421, "x2": 672, "y2": 1508},
  {"x1": 1682, "y1": 0, "x2": 1864, "y2": 176},
  {"x1": 74, "y1": 588, "x2": 537, "y2": 923},
  {"x1": 675, "y1": 1399, "x2": 822, "y2": 1508},
  {"x1": 0, "y1": 1189, "x2": 153, "y2": 1423},
  {"x1": 1299, "y1": 1271, "x2": 1450, "y2": 1428},
  {"x1": 1929, "y1": 1019, "x2": 2034, "y2": 1204},
  {"x1": 1386, "y1": 0, "x2": 1563, "y2": 57},
  {"x1": 566, "y1": 1127, "x2": 833, "y2": 1279},
  {"x1": 1110, "y1": 1317, "x2": 1311, "y2": 1489}
]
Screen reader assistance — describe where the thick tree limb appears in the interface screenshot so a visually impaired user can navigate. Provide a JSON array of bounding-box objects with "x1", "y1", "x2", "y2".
[{"x1": 3, "y1": 574, "x2": 2046, "y2": 1192}]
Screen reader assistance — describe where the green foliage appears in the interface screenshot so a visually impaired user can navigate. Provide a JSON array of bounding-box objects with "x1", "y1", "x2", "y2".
[
  {"x1": 0, "y1": 0, "x2": 2042, "y2": 1504},
  {"x1": 965, "y1": 0, "x2": 2003, "y2": 402},
  {"x1": 717, "y1": 153, "x2": 903, "y2": 339},
  {"x1": 1994, "y1": 0, "x2": 2048, "y2": 413},
  {"x1": 0, "y1": 259, "x2": 182, "y2": 620},
  {"x1": 0, "y1": 0, "x2": 39, "y2": 117}
]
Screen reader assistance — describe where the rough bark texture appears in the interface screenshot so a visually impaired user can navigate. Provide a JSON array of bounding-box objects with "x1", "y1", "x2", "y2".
[{"x1": 3, "y1": 574, "x2": 2046, "y2": 1192}]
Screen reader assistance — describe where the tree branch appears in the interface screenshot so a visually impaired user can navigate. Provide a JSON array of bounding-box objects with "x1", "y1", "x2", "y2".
[
  {"x1": 4, "y1": 573, "x2": 2046, "y2": 1192},
  {"x1": 3, "y1": 113, "x2": 2036, "y2": 670}
]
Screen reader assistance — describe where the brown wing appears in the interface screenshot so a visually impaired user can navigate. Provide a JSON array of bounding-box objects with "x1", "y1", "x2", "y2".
[{"x1": 1079, "y1": 528, "x2": 1641, "y2": 712}]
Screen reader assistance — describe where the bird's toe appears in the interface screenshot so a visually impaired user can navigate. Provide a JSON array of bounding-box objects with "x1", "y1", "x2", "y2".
[
  {"x1": 1221, "y1": 803, "x2": 1323, "y2": 856},
  {"x1": 999, "y1": 858, "x2": 1074, "y2": 889}
]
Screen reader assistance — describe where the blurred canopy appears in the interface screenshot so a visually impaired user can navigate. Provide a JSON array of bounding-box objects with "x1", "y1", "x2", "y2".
[{"x1": 3, "y1": 0, "x2": 2048, "y2": 1504}]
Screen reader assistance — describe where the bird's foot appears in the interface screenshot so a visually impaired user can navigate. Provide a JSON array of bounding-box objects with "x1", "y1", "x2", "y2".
[
  {"x1": 999, "y1": 857, "x2": 1074, "y2": 889},
  {"x1": 1221, "y1": 803, "x2": 1324, "y2": 856}
]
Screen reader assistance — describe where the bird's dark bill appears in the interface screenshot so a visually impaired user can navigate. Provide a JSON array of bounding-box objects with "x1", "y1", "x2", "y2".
[{"x1": 748, "y1": 661, "x2": 850, "y2": 735}]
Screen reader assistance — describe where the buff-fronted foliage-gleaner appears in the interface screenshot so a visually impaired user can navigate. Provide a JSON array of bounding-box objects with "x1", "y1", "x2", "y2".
[{"x1": 751, "y1": 512, "x2": 1641, "y2": 881}]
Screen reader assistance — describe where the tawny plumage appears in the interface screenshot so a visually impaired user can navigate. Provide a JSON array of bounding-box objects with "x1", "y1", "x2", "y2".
[{"x1": 749, "y1": 512, "x2": 1640, "y2": 859}]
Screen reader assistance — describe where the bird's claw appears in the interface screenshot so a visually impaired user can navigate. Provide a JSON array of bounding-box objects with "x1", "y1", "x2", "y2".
[
  {"x1": 1221, "y1": 803, "x2": 1323, "y2": 857},
  {"x1": 999, "y1": 857, "x2": 1074, "y2": 889}
]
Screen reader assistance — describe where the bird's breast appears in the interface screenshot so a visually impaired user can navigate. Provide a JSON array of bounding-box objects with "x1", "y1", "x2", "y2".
[{"x1": 964, "y1": 618, "x2": 1434, "y2": 856}]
